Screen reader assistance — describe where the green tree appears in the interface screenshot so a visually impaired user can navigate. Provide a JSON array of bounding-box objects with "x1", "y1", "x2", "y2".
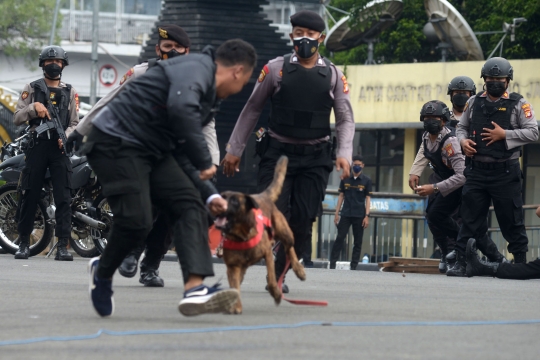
[{"x1": 0, "y1": 0, "x2": 62, "y2": 68}]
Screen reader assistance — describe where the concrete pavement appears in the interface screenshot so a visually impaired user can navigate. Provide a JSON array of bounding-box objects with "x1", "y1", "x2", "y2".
[{"x1": 1, "y1": 254, "x2": 539, "y2": 359}]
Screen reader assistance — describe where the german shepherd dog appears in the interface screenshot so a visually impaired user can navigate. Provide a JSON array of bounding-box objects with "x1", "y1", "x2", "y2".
[{"x1": 215, "y1": 156, "x2": 306, "y2": 314}]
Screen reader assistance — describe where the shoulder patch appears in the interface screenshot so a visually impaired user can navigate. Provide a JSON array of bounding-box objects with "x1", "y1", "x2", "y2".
[
  {"x1": 463, "y1": 100, "x2": 469, "y2": 112},
  {"x1": 119, "y1": 68, "x2": 135, "y2": 85},
  {"x1": 341, "y1": 75, "x2": 349, "y2": 94},
  {"x1": 522, "y1": 103, "x2": 533, "y2": 118},
  {"x1": 21, "y1": 91, "x2": 29, "y2": 100},
  {"x1": 75, "y1": 93, "x2": 79, "y2": 112},
  {"x1": 444, "y1": 142, "x2": 455, "y2": 157},
  {"x1": 258, "y1": 65, "x2": 269, "y2": 83},
  {"x1": 279, "y1": 69, "x2": 283, "y2": 77}
]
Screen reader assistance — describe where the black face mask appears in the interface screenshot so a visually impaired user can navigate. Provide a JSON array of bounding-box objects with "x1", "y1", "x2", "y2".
[
  {"x1": 485, "y1": 81, "x2": 507, "y2": 98},
  {"x1": 452, "y1": 93, "x2": 470, "y2": 111},
  {"x1": 424, "y1": 119, "x2": 443, "y2": 135},
  {"x1": 160, "y1": 48, "x2": 186, "y2": 60},
  {"x1": 43, "y1": 63, "x2": 62, "y2": 79},
  {"x1": 293, "y1": 37, "x2": 320, "y2": 59}
]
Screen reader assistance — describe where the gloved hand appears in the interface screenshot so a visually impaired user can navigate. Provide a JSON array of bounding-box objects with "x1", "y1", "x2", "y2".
[{"x1": 65, "y1": 130, "x2": 84, "y2": 154}]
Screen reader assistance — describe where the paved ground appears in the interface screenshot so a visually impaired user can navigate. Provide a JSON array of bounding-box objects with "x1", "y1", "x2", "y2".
[{"x1": 1, "y1": 254, "x2": 539, "y2": 359}]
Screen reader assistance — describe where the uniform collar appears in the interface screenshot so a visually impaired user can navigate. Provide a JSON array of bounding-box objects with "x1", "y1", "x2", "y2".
[
  {"x1": 479, "y1": 91, "x2": 510, "y2": 100},
  {"x1": 351, "y1": 173, "x2": 363, "y2": 180},
  {"x1": 290, "y1": 52, "x2": 326, "y2": 67}
]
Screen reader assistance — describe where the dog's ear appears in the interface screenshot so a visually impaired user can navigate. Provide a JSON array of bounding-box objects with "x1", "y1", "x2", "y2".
[{"x1": 244, "y1": 195, "x2": 259, "y2": 210}]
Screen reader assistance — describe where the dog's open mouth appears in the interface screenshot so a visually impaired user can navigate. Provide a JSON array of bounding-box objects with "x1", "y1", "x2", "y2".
[{"x1": 214, "y1": 215, "x2": 228, "y2": 230}]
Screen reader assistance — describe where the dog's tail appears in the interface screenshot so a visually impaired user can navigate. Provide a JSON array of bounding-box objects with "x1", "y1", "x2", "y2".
[{"x1": 263, "y1": 156, "x2": 288, "y2": 203}]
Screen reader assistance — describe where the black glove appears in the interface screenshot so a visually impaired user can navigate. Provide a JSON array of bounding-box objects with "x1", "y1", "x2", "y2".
[{"x1": 65, "y1": 129, "x2": 83, "y2": 154}]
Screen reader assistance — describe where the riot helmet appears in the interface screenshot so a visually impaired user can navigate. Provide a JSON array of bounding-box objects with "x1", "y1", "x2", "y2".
[
  {"x1": 420, "y1": 100, "x2": 451, "y2": 122},
  {"x1": 481, "y1": 57, "x2": 513, "y2": 80},
  {"x1": 39, "y1": 46, "x2": 69, "y2": 67},
  {"x1": 447, "y1": 76, "x2": 476, "y2": 95}
]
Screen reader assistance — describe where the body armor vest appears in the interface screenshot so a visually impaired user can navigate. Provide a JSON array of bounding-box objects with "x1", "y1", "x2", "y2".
[
  {"x1": 470, "y1": 93, "x2": 522, "y2": 159},
  {"x1": 423, "y1": 128, "x2": 456, "y2": 180},
  {"x1": 29, "y1": 79, "x2": 72, "y2": 129},
  {"x1": 268, "y1": 54, "x2": 333, "y2": 139}
]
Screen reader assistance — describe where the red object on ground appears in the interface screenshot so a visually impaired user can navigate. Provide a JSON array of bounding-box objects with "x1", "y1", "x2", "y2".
[{"x1": 278, "y1": 258, "x2": 328, "y2": 306}]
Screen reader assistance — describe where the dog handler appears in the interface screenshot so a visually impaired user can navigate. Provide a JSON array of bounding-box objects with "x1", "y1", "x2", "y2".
[{"x1": 222, "y1": 10, "x2": 355, "y2": 292}]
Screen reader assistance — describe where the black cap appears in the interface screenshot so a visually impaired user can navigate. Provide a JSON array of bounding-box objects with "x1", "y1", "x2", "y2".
[
  {"x1": 290, "y1": 10, "x2": 325, "y2": 33},
  {"x1": 158, "y1": 25, "x2": 191, "y2": 48}
]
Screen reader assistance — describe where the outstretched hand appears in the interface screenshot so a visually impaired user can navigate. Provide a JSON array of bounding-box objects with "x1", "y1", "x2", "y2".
[{"x1": 336, "y1": 157, "x2": 350, "y2": 179}]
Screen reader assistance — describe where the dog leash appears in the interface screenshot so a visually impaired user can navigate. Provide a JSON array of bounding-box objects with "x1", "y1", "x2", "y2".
[{"x1": 277, "y1": 258, "x2": 328, "y2": 307}]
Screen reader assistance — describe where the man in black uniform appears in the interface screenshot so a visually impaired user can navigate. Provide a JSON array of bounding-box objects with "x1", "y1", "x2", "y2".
[
  {"x1": 86, "y1": 39, "x2": 257, "y2": 317},
  {"x1": 330, "y1": 155, "x2": 372, "y2": 270},
  {"x1": 448, "y1": 57, "x2": 539, "y2": 276},
  {"x1": 222, "y1": 11, "x2": 355, "y2": 292},
  {"x1": 13, "y1": 46, "x2": 79, "y2": 260}
]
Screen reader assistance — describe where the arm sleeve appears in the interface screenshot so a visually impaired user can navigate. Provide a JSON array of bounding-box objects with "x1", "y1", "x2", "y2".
[
  {"x1": 338, "y1": 179, "x2": 344, "y2": 192},
  {"x1": 65, "y1": 87, "x2": 80, "y2": 137},
  {"x1": 202, "y1": 118, "x2": 220, "y2": 166},
  {"x1": 456, "y1": 97, "x2": 474, "y2": 143},
  {"x1": 166, "y1": 62, "x2": 212, "y2": 170},
  {"x1": 174, "y1": 152, "x2": 218, "y2": 201},
  {"x1": 409, "y1": 141, "x2": 429, "y2": 177},
  {"x1": 225, "y1": 62, "x2": 276, "y2": 157},
  {"x1": 332, "y1": 67, "x2": 355, "y2": 161},
  {"x1": 366, "y1": 178, "x2": 373, "y2": 194},
  {"x1": 437, "y1": 137, "x2": 466, "y2": 197},
  {"x1": 505, "y1": 99, "x2": 539, "y2": 149},
  {"x1": 13, "y1": 84, "x2": 36, "y2": 126}
]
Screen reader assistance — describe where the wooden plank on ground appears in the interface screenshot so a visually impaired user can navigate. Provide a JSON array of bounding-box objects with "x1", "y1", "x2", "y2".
[
  {"x1": 381, "y1": 265, "x2": 442, "y2": 274},
  {"x1": 388, "y1": 257, "x2": 439, "y2": 266}
]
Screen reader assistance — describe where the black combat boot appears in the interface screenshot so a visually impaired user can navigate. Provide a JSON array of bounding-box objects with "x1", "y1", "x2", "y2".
[
  {"x1": 446, "y1": 248, "x2": 467, "y2": 277},
  {"x1": 512, "y1": 252, "x2": 527, "y2": 264},
  {"x1": 14, "y1": 235, "x2": 30, "y2": 259},
  {"x1": 466, "y1": 238, "x2": 499, "y2": 277},
  {"x1": 437, "y1": 242, "x2": 449, "y2": 274},
  {"x1": 476, "y1": 234, "x2": 507, "y2": 263},
  {"x1": 118, "y1": 254, "x2": 139, "y2": 278},
  {"x1": 446, "y1": 250, "x2": 457, "y2": 268},
  {"x1": 55, "y1": 238, "x2": 73, "y2": 261},
  {"x1": 139, "y1": 263, "x2": 164, "y2": 287}
]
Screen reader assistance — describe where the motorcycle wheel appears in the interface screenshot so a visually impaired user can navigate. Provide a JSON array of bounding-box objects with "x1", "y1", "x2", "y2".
[
  {"x1": 91, "y1": 194, "x2": 112, "y2": 254},
  {"x1": 69, "y1": 231, "x2": 100, "y2": 258},
  {"x1": 0, "y1": 182, "x2": 54, "y2": 256}
]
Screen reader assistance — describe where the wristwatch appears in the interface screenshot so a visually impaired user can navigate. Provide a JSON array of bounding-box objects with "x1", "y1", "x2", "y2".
[{"x1": 433, "y1": 184, "x2": 439, "y2": 193}]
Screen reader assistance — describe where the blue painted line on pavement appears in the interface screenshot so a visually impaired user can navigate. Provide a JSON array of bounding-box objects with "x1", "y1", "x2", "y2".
[{"x1": 1, "y1": 319, "x2": 539, "y2": 347}]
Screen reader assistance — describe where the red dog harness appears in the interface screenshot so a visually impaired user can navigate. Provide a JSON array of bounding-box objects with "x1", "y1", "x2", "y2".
[{"x1": 222, "y1": 209, "x2": 272, "y2": 250}]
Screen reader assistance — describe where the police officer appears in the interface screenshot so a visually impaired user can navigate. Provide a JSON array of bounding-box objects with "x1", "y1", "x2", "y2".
[
  {"x1": 69, "y1": 25, "x2": 221, "y2": 287},
  {"x1": 13, "y1": 46, "x2": 79, "y2": 260},
  {"x1": 449, "y1": 57, "x2": 539, "y2": 276},
  {"x1": 85, "y1": 39, "x2": 256, "y2": 317},
  {"x1": 330, "y1": 155, "x2": 372, "y2": 270},
  {"x1": 222, "y1": 10, "x2": 355, "y2": 292},
  {"x1": 447, "y1": 76, "x2": 476, "y2": 128}
]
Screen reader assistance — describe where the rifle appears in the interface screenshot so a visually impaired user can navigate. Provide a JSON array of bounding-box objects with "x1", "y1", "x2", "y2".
[{"x1": 33, "y1": 79, "x2": 72, "y2": 157}]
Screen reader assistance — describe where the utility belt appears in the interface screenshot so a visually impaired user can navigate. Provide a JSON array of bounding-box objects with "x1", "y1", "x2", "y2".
[
  {"x1": 269, "y1": 137, "x2": 328, "y2": 156},
  {"x1": 471, "y1": 159, "x2": 519, "y2": 170}
]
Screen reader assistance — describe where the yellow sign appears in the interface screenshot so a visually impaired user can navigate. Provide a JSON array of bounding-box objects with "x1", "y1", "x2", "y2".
[{"x1": 337, "y1": 59, "x2": 540, "y2": 125}]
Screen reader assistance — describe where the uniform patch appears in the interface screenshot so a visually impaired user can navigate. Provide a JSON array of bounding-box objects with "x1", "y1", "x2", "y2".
[
  {"x1": 341, "y1": 75, "x2": 349, "y2": 94},
  {"x1": 119, "y1": 68, "x2": 134, "y2": 85},
  {"x1": 279, "y1": 69, "x2": 283, "y2": 77},
  {"x1": 158, "y1": 28, "x2": 168, "y2": 39},
  {"x1": 522, "y1": 103, "x2": 533, "y2": 118},
  {"x1": 21, "y1": 91, "x2": 29, "y2": 100},
  {"x1": 444, "y1": 143, "x2": 455, "y2": 157},
  {"x1": 75, "y1": 93, "x2": 80, "y2": 112},
  {"x1": 258, "y1": 65, "x2": 269, "y2": 83},
  {"x1": 463, "y1": 101, "x2": 469, "y2": 111}
]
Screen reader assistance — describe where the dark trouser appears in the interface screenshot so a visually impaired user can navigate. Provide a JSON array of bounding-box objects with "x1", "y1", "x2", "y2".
[
  {"x1": 426, "y1": 188, "x2": 461, "y2": 254},
  {"x1": 330, "y1": 216, "x2": 365, "y2": 267},
  {"x1": 129, "y1": 211, "x2": 172, "y2": 270},
  {"x1": 257, "y1": 139, "x2": 333, "y2": 279},
  {"x1": 85, "y1": 128, "x2": 214, "y2": 281},
  {"x1": 496, "y1": 259, "x2": 540, "y2": 280},
  {"x1": 456, "y1": 161, "x2": 528, "y2": 255},
  {"x1": 18, "y1": 138, "x2": 72, "y2": 238}
]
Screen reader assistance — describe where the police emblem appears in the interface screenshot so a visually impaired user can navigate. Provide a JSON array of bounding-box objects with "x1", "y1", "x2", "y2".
[
  {"x1": 75, "y1": 93, "x2": 80, "y2": 112},
  {"x1": 158, "y1": 28, "x2": 168, "y2": 39},
  {"x1": 21, "y1": 91, "x2": 28, "y2": 100},
  {"x1": 444, "y1": 143, "x2": 455, "y2": 157},
  {"x1": 279, "y1": 69, "x2": 282, "y2": 77},
  {"x1": 522, "y1": 103, "x2": 533, "y2": 118},
  {"x1": 341, "y1": 75, "x2": 349, "y2": 94},
  {"x1": 258, "y1": 65, "x2": 269, "y2": 83},
  {"x1": 120, "y1": 68, "x2": 135, "y2": 85},
  {"x1": 311, "y1": 46, "x2": 317, "y2": 54}
]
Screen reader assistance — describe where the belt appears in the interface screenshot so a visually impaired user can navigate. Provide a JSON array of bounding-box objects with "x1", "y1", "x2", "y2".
[
  {"x1": 269, "y1": 137, "x2": 327, "y2": 156},
  {"x1": 471, "y1": 159, "x2": 519, "y2": 170}
]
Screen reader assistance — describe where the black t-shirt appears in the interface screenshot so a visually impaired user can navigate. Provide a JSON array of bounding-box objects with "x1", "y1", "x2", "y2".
[{"x1": 339, "y1": 173, "x2": 372, "y2": 218}]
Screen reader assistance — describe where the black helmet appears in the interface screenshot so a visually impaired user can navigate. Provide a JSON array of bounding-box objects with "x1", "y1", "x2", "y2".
[
  {"x1": 420, "y1": 100, "x2": 451, "y2": 122},
  {"x1": 481, "y1": 57, "x2": 513, "y2": 80},
  {"x1": 447, "y1": 76, "x2": 476, "y2": 95},
  {"x1": 39, "y1": 46, "x2": 69, "y2": 67}
]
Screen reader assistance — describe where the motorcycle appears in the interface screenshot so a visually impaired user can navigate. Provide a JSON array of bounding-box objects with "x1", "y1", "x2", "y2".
[{"x1": 0, "y1": 136, "x2": 112, "y2": 258}]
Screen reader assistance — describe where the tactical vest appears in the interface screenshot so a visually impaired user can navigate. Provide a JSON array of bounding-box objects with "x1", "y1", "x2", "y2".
[
  {"x1": 423, "y1": 128, "x2": 456, "y2": 180},
  {"x1": 29, "y1": 79, "x2": 72, "y2": 129},
  {"x1": 470, "y1": 93, "x2": 522, "y2": 159},
  {"x1": 268, "y1": 54, "x2": 333, "y2": 139}
]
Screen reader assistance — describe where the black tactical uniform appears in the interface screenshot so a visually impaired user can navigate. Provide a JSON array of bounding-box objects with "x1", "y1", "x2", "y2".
[
  {"x1": 450, "y1": 57, "x2": 539, "y2": 276},
  {"x1": 13, "y1": 46, "x2": 79, "y2": 260}
]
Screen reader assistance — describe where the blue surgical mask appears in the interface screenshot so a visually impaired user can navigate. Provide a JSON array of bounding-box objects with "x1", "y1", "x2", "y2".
[{"x1": 352, "y1": 165, "x2": 362, "y2": 174}]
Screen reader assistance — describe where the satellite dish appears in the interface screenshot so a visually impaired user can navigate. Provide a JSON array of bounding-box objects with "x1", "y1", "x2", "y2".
[
  {"x1": 424, "y1": 0, "x2": 484, "y2": 61},
  {"x1": 324, "y1": 0, "x2": 403, "y2": 64}
]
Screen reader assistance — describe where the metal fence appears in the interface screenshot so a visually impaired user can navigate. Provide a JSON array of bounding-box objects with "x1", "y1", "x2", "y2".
[
  {"x1": 317, "y1": 190, "x2": 540, "y2": 264},
  {"x1": 59, "y1": 9, "x2": 157, "y2": 44}
]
